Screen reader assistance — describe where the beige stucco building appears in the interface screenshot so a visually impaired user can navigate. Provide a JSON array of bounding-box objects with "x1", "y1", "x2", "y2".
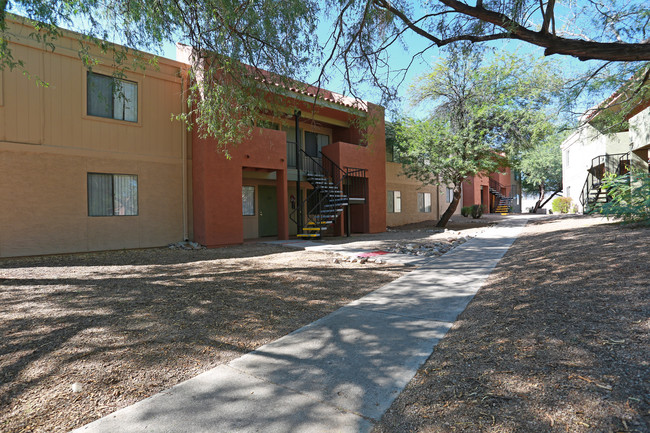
[
  {"x1": 0, "y1": 19, "x2": 191, "y2": 257},
  {"x1": 385, "y1": 157, "x2": 460, "y2": 227}
]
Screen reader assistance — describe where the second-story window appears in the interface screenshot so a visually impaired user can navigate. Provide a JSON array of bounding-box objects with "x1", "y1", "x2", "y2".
[
  {"x1": 305, "y1": 131, "x2": 329, "y2": 157},
  {"x1": 87, "y1": 72, "x2": 138, "y2": 122}
]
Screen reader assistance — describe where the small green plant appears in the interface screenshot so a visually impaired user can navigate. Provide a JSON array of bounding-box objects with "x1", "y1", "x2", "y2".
[
  {"x1": 471, "y1": 204, "x2": 483, "y2": 219},
  {"x1": 551, "y1": 196, "x2": 573, "y2": 214},
  {"x1": 598, "y1": 169, "x2": 650, "y2": 224},
  {"x1": 461, "y1": 206, "x2": 472, "y2": 217}
]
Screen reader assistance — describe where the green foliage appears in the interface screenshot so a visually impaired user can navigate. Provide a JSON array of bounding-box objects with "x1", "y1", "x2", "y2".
[
  {"x1": 395, "y1": 49, "x2": 564, "y2": 226},
  {"x1": 470, "y1": 204, "x2": 483, "y2": 219},
  {"x1": 519, "y1": 131, "x2": 565, "y2": 211},
  {"x1": 598, "y1": 169, "x2": 650, "y2": 224},
  {"x1": 461, "y1": 206, "x2": 471, "y2": 217},
  {"x1": 385, "y1": 121, "x2": 401, "y2": 162},
  {"x1": 551, "y1": 196, "x2": 573, "y2": 214},
  {"x1": 519, "y1": 134, "x2": 564, "y2": 195},
  {"x1": 3, "y1": 0, "x2": 649, "y2": 127}
]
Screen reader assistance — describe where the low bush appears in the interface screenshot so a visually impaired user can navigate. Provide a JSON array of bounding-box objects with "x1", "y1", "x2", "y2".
[
  {"x1": 471, "y1": 204, "x2": 483, "y2": 219},
  {"x1": 598, "y1": 169, "x2": 650, "y2": 225},
  {"x1": 551, "y1": 196, "x2": 573, "y2": 214},
  {"x1": 461, "y1": 206, "x2": 472, "y2": 217}
]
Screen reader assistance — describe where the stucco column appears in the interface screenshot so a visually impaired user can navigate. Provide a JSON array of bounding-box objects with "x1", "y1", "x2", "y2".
[{"x1": 276, "y1": 169, "x2": 289, "y2": 240}]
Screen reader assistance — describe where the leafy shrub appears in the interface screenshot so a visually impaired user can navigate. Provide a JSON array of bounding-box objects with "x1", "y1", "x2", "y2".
[
  {"x1": 461, "y1": 206, "x2": 472, "y2": 217},
  {"x1": 551, "y1": 196, "x2": 572, "y2": 214},
  {"x1": 471, "y1": 204, "x2": 483, "y2": 219},
  {"x1": 598, "y1": 169, "x2": 650, "y2": 225}
]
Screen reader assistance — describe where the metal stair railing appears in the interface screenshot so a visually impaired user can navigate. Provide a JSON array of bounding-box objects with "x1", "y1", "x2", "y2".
[
  {"x1": 488, "y1": 178, "x2": 515, "y2": 212},
  {"x1": 579, "y1": 152, "x2": 630, "y2": 212},
  {"x1": 289, "y1": 149, "x2": 368, "y2": 237}
]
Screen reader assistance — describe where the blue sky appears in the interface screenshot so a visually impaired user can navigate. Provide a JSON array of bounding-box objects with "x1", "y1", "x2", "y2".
[{"x1": 154, "y1": 22, "x2": 595, "y2": 121}]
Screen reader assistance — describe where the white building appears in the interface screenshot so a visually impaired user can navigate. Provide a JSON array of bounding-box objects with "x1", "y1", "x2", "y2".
[{"x1": 561, "y1": 104, "x2": 650, "y2": 213}]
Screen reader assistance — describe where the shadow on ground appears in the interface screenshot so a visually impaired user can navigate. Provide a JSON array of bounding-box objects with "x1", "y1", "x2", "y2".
[
  {"x1": 0, "y1": 247, "x2": 406, "y2": 433},
  {"x1": 375, "y1": 217, "x2": 649, "y2": 433}
]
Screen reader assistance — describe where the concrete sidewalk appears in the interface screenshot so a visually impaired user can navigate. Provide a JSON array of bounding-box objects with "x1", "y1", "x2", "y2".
[{"x1": 73, "y1": 217, "x2": 528, "y2": 433}]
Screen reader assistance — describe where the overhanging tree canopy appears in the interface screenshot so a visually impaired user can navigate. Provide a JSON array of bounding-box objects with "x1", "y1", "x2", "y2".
[{"x1": 1, "y1": 0, "x2": 648, "y2": 143}]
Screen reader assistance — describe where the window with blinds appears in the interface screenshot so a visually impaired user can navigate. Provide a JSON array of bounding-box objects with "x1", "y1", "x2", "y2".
[
  {"x1": 88, "y1": 173, "x2": 138, "y2": 216},
  {"x1": 87, "y1": 72, "x2": 138, "y2": 122},
  {"x1": 446, "y1": 187, "x2": 454, "y2": 203},
  {"x1": 387, "y1": 190, "x2": 401, "y2": 213},
  {"x1": 418, "y1": 192, "x2": 432, "y2": 213}
]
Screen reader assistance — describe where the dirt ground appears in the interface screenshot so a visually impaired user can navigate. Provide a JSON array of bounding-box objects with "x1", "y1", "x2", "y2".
[
  {"x1": 375, "y1": 215, "x2": 649, "y2": 433},
  {"x1": 0, "y1": 244, "x2": 410, "y2": 433},
  {"x1": 3, "y1": 215, "x2": 646, "y2": 433}
]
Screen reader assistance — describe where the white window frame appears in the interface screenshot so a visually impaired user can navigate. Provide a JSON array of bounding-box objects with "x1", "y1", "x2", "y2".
[{"x1": 418, "y1": 192, "x2": 432, "y2": 213}]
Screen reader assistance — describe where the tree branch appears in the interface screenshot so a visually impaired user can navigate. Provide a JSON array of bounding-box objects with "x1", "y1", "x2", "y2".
[
  {"x1": 541, "y1": 0, "x2": 555, "y2": 34},
  {"x1": 374, "y1": 0, "x2": 650, "y2": 61}
]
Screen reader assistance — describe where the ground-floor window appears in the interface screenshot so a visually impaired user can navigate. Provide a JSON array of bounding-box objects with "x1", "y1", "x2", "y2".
[
  {"x1": 242, "y1": 186, "x2": 255, "y2": 216},
  {"x1": 88, "y1": 173, "x2": 138, "y2": 216},
  {"x1": 418, "y1": 192, "x2": 432, "y2": 213},
  {"x1": 446, "y1": 187, "x2": 454, "y2": 203},
  {"x1": 387, "y1": 190, "x2": 401, "y2": 213}
]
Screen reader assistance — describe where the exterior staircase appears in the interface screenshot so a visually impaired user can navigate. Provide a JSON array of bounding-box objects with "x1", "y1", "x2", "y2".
[
  {"x1": 494, "y1": 196, "x2": 514, "y2": 214},
  {"x1": 489, "y1": 180, "x2": 514, "y2": 214},
  {"x1": 296, "y1": 173, "x2": 349, "y2": 238},
  {"x1": 579, "y1": 152, "x2": 629, "y2": 213},
  {"x1": 290, "y1": 150, "x2": 367, "y2": 239}
]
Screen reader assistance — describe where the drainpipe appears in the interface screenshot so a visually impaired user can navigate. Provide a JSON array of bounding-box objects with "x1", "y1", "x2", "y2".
[
  {"x1": 295, "y1": 110, "x2": 302, "y2": 234},
  {"x1": 181, "y1": 73, "x2": 189, "y2": 241},
  {"x1": 436, "y1": 183, "x2": 440, "y2": 221}
]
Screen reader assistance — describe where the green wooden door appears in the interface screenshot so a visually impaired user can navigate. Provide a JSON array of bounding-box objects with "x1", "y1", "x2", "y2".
[{"x1": 258, "y1": 185, "x2": 278, "y2": 237}]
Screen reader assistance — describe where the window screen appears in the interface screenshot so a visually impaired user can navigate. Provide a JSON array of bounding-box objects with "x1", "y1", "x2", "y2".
[
  {"x1": 418, "y1": 192, "x2": 431, "y2": 213},
  {"x1": 242, "y1": 186, "x2": 255, "y2": 216},
  {"x1": 88, "y1": 173, "x2": 138, "y2": 216},
  {"x1": 87, "y1": 72, "x2": 138, "y2": 122}
]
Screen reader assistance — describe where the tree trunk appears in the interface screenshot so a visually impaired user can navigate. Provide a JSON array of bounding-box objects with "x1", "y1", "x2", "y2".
[
  {"x1": 532, "y1": 182, "x2": 546, "y2": 213},
  {"x1": 437, "y1": 185, "x2": 462, "y2": 227},
  {"x1": 540, "y1": 189, "x2": 562, "y2": 209}
]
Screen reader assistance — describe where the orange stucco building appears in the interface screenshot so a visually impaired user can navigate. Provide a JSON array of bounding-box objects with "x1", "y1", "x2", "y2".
[
  {"x1": 1, "y1": 18, "x2": 189, "y2": 258},
  {"x1": 190, "y1": 93, "x2": 387, "y2": 247},
  {"x1": 462, "y1": 167, "x2": 522, "y2": 213}
]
